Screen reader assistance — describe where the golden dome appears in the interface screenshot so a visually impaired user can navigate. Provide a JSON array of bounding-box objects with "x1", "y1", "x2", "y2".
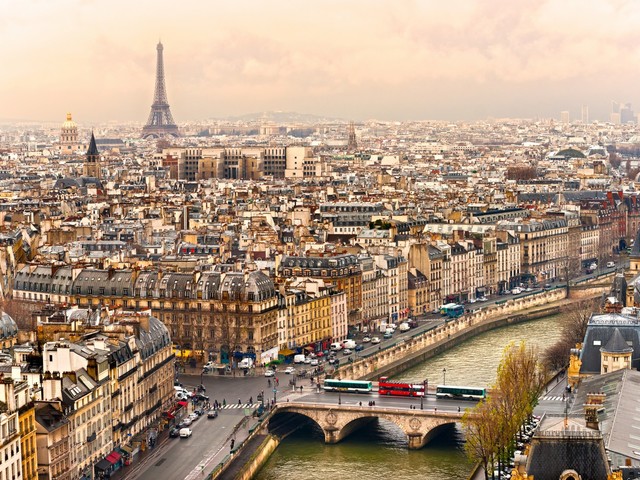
[{"x1": 62, "y1": 112, "x2": 77, "y2": 130}]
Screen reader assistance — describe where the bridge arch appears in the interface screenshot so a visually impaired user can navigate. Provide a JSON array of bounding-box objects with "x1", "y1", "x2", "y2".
[
  {"x1": 272, "y1": 403, "x2": 464, "y2": 450},
  {"x1": 267, "y1": 410, "x2": 322, "y2": 438}
]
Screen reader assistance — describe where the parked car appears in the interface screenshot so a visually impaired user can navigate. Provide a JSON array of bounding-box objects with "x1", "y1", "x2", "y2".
[
  {"x1": 383, "y1": 331, "x2": 393, "y2": 339},
  {"x1": 178, "y1": 418, "x2": 192, "y2": 428},
  {"x1": 310, "y1": 358, "x2": 319, "y2": 366},
  {"x1": 512, "y1": 287, "x2": 522, "y2": 295},
  {"x1": 264, "y1": 368, "x2": 276, "y2": 377},
  {"x1": 284, "y1": 367, "x2": 296, "y2": 375},
  {"x1": 371, "y1": 337, "x2": 381, "y2": 344},
  {"x1": 607, "y1": 261, "x2": 616, "y2": 268},
  {"x1": 362, "y1": 337, "x2": 371, "y2": 343},
  {"x1": 188, "y1": 413, "x2": 199, "y2": 422},
  {"x1": 169, "y1": 427, "x2": 181, "y2": 438},
  {"x1": 179, "y1": 428, "x2": 192, "y2": 438},
  {"x1": 477, "y1": 296, "x2": 488, "y2": 302},
  {"x1": 342, "y1": 348, "x2": 353, "y2": 355},
  {"x1": 355, "y1": 344, "x2": 364, "y2": 352}
]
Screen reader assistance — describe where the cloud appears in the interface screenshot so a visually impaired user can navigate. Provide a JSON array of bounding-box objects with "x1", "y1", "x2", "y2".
[{"x1": 2, "y1": 0, "x2": 640, "y2": 121}]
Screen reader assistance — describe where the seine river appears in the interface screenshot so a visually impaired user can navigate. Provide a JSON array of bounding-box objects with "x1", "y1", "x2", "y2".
[{"x1": 255, "y1": 313, "x2": 565, "y2": 480}]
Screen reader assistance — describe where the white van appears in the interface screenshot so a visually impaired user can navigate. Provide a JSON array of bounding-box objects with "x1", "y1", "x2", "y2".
[
  {"x1": 293, "y1": 354, "x2": 306, "y2": 364},
  {"x1": 238, "y1": 358, "x2": 254, "y2": 369},
  {"x1": 330, "y1": 342, "x2": 343, "y2": 351},
  {"x1": 342, "y1": 339, "x2": 356, "y2": 349},
  {"x1": 399, "y1": 322, "x2": 410, "y2": 332},
  {"x1": 179, "y1": 428, "x2": 192, "y2": 438}
]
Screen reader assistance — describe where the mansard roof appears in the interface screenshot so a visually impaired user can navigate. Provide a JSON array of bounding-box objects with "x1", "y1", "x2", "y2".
[
  {"x1": 135, "y1": 315, "x2": 171, "y2": 360},
  {"x1": 580, "y1": 313, "x2": 640, "y2": 374},
  {"x1": 280, "y1": 253, "x2": 359, "y2": 270},
  {"x1": 0, "y1": 313, "x2": 18, "y2": 339},
  {"x1": 72, "y1": 268, "x2": 134, "y2": 296}
]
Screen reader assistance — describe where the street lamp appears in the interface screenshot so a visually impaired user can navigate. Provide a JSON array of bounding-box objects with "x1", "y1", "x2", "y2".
[{"x1": 442, "y1": 368, "x2": 446, "y2": 386}]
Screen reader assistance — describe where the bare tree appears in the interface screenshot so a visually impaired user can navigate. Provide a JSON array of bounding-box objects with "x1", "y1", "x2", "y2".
[{"x1": 542, "y1": 298, "x2": 598, "y2": 371}]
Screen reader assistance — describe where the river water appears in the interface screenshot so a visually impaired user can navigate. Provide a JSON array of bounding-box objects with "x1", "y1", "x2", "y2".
[{"x1": 255, "y1": 314, "x2": 565, "y2": 480}]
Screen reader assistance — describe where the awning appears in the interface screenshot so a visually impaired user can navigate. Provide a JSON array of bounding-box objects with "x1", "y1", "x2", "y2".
[
  {"x1": 95, "y1": 459, "x2": 112, "y2": 471},
  {"x1": 278, "y1": 349, "x2": 295, "y2": 356},
  {"x1": 106, "y1": 451, "x2": 121, "y2": 464},
  {"x1": 177, "y1": 401, "x2": 188, "y2": 407},
  {"x1": 303, "y1": 346, "x2": 314, "y2": 351}
]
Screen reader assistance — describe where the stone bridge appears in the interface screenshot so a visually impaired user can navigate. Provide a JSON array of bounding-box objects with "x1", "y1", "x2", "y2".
[{"x1": 268, "y1": 402, "x2": 466, "y2": 449}]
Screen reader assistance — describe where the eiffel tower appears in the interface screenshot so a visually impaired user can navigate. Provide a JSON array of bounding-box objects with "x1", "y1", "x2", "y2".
[{"x1": 142, "y1": 41, "x2": 180, "y2": 139}]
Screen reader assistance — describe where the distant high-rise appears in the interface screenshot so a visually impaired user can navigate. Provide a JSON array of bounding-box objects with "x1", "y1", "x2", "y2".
[
  {"x1": 142, "y1": 42, "x2": 180, "y2": 139},
  {"x1": 347, "y1": 121, "x2": 357, "y2": 151},
  {"x1": 620, "y1": 103, "x2": 635, "y2": 124},
  {"x1": 560, "y1": 111, "x2": 570, "y2": 124},
  {"x1": 580, "y1": 105, "x2": 589, "y2": 124}
]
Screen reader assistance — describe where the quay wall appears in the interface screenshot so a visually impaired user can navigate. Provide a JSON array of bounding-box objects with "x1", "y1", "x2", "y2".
[
  {"x1": 337, "y1": 277, "x2": 612, "y2": 382},
  {"x1": 231, "y1": 435, "x2": 280, "y2": 480}
]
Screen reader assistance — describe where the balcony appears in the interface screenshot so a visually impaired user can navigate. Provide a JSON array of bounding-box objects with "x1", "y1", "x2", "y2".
[
  {"x1": 124, "y1": 403, "x2": 134, "y2": 413},
  {"x1": 86, "y1": 432, "x2": 97, "y2": 443}
]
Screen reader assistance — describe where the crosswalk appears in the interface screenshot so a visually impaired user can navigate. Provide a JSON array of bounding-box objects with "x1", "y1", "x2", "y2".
[
  {"x1": 541, "y1": 395, "x2": 566, "y2": 402},
  {"x1": 217, "y1": 403, "x2": 262, "y2": 410}
]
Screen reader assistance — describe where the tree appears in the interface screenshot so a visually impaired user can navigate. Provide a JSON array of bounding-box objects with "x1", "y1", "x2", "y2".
[
  {"x1": 463, "y1": 401, "x2": 501, "y2": 480},
  {"x1": 542, "y1": 298, "x2": 598, "y2": 371},
  {"x1": 463, "y1": 342, "x2": 546, "y2": 479}
]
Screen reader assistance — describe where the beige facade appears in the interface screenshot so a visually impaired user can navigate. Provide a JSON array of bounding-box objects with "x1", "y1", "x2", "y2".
[{"x1": 35, "y1": 402, "x2": 72, "y2": 480}]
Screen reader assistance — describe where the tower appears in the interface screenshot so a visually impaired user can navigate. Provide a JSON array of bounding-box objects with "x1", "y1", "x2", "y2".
[
  {"x1": 60, "y1": 113, "x2": 80, "y2": 155},
  {"x1": 142, "y1": 42, "x2": 179, "y2": 139},
  {"x1": 347, "y1": 121, "x2": 357, "y2": 152},
  {"x1": 83, "y1": 132, "x2": 100, "y2": 178}
]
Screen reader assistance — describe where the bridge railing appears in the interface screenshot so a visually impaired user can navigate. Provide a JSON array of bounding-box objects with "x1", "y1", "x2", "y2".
[{"x1": 276, "y1": 401, "x2": 466, "y2": 418}]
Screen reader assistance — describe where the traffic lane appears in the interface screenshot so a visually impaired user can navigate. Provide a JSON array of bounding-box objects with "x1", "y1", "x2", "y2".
[
  {"x1": 179, "y1": 372, "x2": 275, "y2": 405},
  {"x1": 296, "y1": 391, "x2": 477, "y2": 413},
  {"x1": 135, "y1": 410, "x2": 245, "y2": 480}
]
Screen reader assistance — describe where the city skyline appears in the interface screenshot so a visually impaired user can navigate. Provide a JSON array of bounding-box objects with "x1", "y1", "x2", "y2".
[{"x1": 3, "y1": 0, "x2": 640, "y2": 123}]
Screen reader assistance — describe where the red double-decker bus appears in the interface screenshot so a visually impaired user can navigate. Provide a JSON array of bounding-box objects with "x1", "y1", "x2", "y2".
[{"x1": 378, "y1": 376, "x2": 425, "y2": 397}]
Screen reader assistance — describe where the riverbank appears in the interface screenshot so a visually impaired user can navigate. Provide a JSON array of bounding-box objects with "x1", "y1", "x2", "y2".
[
  {"x1": 213, "y1": 291, "x2": 602, "y2": 479},
  {"x1": 336, "y1": 287, "x2": 569, "y2": 381}
]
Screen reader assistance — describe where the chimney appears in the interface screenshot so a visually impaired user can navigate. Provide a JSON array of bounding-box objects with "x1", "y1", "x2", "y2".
[
  {"x1": 139, "y1": 313, "x2": 150, "y2": 334},
  {"x1": 584, "y1": 392, "x2": 606, "y2": 430}
]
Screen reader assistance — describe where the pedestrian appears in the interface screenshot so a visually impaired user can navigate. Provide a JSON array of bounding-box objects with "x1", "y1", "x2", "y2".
[
  {"x1": 249, "y1": 396, "x2": 253, "y2": 404},
  {"x1": 299, "y1": 386, "x2": 303, "y2": 393},
  {"x1": 223, "y1": 398, "x2": 226, "y2": 406},
  {"x1": 457, "y1": 406, "x2": 460, "y2": 413},
  {"x1": 359, "y1": 401, "x2": 362, "y2": 406},
  {"x1": 267, "y1": 379, "x2": 271, "y2": 387},
  {"x1": 230, "y1": 439, "x2": 235, "y2": 450},
  {"x1": 238, "y1": 398, "x2": 241, "y2": 405}
]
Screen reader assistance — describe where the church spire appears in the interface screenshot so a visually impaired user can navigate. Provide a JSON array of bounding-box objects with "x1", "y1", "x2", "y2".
[
  {"x1": 87, "y1": 131, "x2": 99, "y2": 157},
  {"x1": 83, "y1": 131, "x2": 100, "y2": 178}
]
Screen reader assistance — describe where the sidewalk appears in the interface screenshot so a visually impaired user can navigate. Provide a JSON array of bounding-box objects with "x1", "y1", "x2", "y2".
[{"x1": 109, "y1": 429, "x2": 170, "y2": 480}]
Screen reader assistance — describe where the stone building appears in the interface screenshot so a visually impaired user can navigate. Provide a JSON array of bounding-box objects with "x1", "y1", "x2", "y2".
[{"x1": 279, "y1": 253, "x2": 363, "y2": 328}]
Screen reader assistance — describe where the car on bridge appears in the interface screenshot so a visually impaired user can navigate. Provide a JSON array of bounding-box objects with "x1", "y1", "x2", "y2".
[
  {"x1": 371, "y1": 337, "x2": 381, "y2": 344},
  {"x1": 264, "y1": 369, "x2": 275, "y2": 377}
]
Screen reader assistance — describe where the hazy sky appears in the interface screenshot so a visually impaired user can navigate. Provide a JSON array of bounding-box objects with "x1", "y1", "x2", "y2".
[{"x1": 2, "y1": 0, "x2": 640, "y2": 123}]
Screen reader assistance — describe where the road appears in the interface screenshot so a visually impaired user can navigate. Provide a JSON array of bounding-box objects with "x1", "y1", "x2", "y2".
[{"x1": 127, "y1": 263, "x2": 625, "y2": 480}]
